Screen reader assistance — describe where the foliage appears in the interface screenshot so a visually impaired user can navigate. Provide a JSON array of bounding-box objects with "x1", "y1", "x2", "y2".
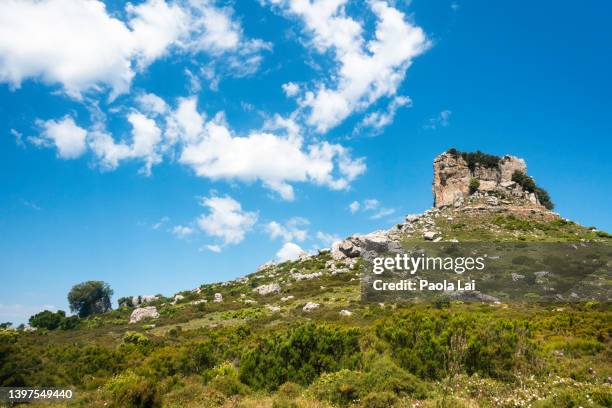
[
  {"x1": 468, "y1": 178, "x2": 480, "y2": 194},
  {"x1": 68, "y1": 281, "x2": 113, "y2": 318},
  {"x1": 104, "y1": 370, "x2": 161, "y2": 408},
  {"x1": 376, "y1": 311, "x2": 539, "y2": 381},
  {"x1": 122, "y1": 331, "x2": 150, "y2": 346},
  {"x1": 0, "y1": 322, "x2": 11, "y2": 329},
  {"x1": 29, "y1": 310, "x2": 66, "y2": 330},
  {"x1": 118, "y1": 296, "x2": 134, "y2": 308},
  {"x1": 360, "y1": 391, "x2": 400, "y2": 408},
  {"x1": 512, "y1": 171, "x2": 554, "y2": 209},
  {"x1": 240, "y1": 323, "x2": 361, "y2": 390},
  {"x1": 59, "y1": 316, "x2": 80, "y2": 330},
  {"x1": 447, "y1": 148, "x2": 501, "y2": 171}
]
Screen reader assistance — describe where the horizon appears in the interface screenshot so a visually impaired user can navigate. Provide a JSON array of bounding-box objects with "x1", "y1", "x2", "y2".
[{"x1": 1, "y1": 0, "x2": 611, "y2": 325}]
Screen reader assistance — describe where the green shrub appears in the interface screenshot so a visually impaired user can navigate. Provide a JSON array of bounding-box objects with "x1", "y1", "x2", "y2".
[
  {"x1": 122, "y1": 331, "x2": 150, "y2": 346},
  {"x1": 469, "y1": 178, "x2": 480, "y2": 194},
  {"x1": 362, "y1": 357, "x2": 427, "y2": 398},
  {"x1": 104, "y1": 371, "x2": 161, "y2": 408},
  {"x1": 272, "y1": 398, "x2": 300, "y2": 408},
  {"x1": 59, "y1": 316, "x2": 80, "y2": 330},
  {"x1": 239, "y1": 323, "x2": 361, "y2": 390},
  {"x1": 360, "y1": 391, "x2": 399, "y2": 408},
  {"x1": 308, "y1": 369, "x2": 362, "y2": 406},
  {"x1": 29, "y1": 310, "x2": 65, "y2": 330},
  {"x1": 208, "y1": 362, "x2": 249, "y2": 397},
  {"x1": 277, "y1": 382, "x2": 303, "y2": 399}
]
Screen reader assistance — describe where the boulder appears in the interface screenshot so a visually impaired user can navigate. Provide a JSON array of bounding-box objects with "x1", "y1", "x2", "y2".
[
  {"x1": 129, "y1": 306, "x2": 159, "y2": 324},
  {"x1": 302, "y1": 302, "x2": 320, "y2": 312},
  {"x1": 339, "y1": 309, "x2": 353, "y2": 316},
  {"x1": 214, "y1": 293, "x2": 223, "y2": 303},
  {"x1": 253, "y1": 283, "x2": 281, "y2": 295},
  {"x1": 423, "y1": 230, "x2": 440, "y2": 241}
]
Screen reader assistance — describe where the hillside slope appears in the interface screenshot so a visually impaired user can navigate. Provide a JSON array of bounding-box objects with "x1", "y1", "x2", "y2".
[{"x1": 1, "y1": 150, "x2": 610, "y2": 408}]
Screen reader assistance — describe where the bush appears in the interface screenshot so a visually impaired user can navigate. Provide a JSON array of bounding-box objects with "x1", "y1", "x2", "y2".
[
  {"x1": 29, "y1": 310, "x2": 65, "y2": 330},
  {"x1": 208, "y1": 362, "x2": 250, "y2": 397},
  {"x1": 376, "y1": 312, "x2": 539, "y2": 381},
  {"x1": 104, "y1": 371, "x2": 161, "y2": 408},
  {"x1": 362, "y1": 357, "x2": 427, "y2": 398},
  {"x1": 277, "y1": 382, "x2": 303, "y2": 399},
  {"x1": 59, "y1": 316, "x2": 80, "y2": 330},
  {"x1": 122, "y1": 331, "x2": 150, "y2": 346},
  {"x1": 360, "y1": 391, "x2": 399, "y2": 408},
  {"x1": 239, "y1": 323, "x2": 361, "y2": 390},
  {"x1": 469, "y1": 178, "x2": 480, "y2": 194},
  {"x1": 308, "y1": 369, "x2": 362, "y2": 407}
]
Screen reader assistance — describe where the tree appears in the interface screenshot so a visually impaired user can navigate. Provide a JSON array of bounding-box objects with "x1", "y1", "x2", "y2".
[
  {"x1": 29, "y1": 310, "x2": 66, "y2": 330},
  {"x1": 0, "y1": 322, "x2": 12, "y2": 329},
  {"x1": 67, "y1": 281, "x2": 113, "y2": 318},
  {"x1": 469, "y1": 178, "x2": 480, "y2": 194}
]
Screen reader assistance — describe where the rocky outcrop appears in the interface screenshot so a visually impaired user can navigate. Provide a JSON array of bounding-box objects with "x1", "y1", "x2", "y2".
[
  {"x1": 253, "y1": 283, "x2": 281, "y2": 295},
  {"x1": 433, "y1": 151, "x2": 529, "y2": 208},
  {"x1": 129, "y1": 306, "x2": 159, "y2": 324}
]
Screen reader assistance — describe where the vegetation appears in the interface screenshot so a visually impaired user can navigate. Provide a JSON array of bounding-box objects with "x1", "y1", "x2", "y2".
[
  {"x1": 28, "y1": 310, "x2": 66, "y2": 330},
  {"x1": 68, "y1": 280, "x2": 113, "y2": 318},
  {"x1": 468, "y1": 177, "x2": 480, "y2": 194},
  {"x1": 447, "y1": 148, "x2": 501, "y2": 171},
  {"x1": 512, "y1": 170, "x2": 555, "y2": 209}
]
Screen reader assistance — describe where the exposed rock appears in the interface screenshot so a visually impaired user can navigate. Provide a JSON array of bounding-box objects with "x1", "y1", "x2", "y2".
[
  {"x1": 172, "y1": 294, "x2": 185, "y2": 304},
  {"x1": 192, "y1": 299, "x2": 207, "y2": 305},
  {"x1": 129, "y1": 306, "x2": 159, "y2": 324},
  {"x1": 433, "y1": 151, "x2": 531, "y2": 208},
  {"x1": 292, "y1": 272, "x2": 323, "y2": 281},
  {"x1": 302, "y1": 302, "x2": 320, "y2": 312},
  {"x1": 121, "y1": 295, "x2": 159, "y2": 308},
  {"x1": 280, "y1": 295, "x2": 294, "y2": 302},
  {"x1": 338, "y1": 240, "x2": 362, "y2": 258},
  {"x1": 214, "y1": 293, "x2": 223, "y2": 303},
  {"x1": 266, "y1": 305, "x2": 281, "y2": 312},
  {"x1": 253, "y1": 283, "x2": 281, "y2": 295},
  {"x1": 257, "y1": 261, "x2": 275, "y2": 271},
  {"x1": 423, "y1": 230, "x2": 440, "y2": 241},
  {"x1": 339, "y1": 309, "x2": 353, "y2": 316}
]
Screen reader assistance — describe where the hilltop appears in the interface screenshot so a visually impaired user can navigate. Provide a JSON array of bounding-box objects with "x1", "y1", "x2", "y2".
[{"x1": 1, "y1": 149, "x2": 610, "y2": 408}]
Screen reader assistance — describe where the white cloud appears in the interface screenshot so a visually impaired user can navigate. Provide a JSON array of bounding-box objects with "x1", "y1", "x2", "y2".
[
  {"x1": 88, "y1": 110, "x2": 163, "y2": 175},
  {"x1": 175, "y1": 99, "x2": 365, "y2": 200},
  {"x1": 172, "y1": 225, "x2": 194, "y2": 238},
  {"x1": 152, "y1": 216, "x2": 170, "y2": 230},
  {"x1": 203, "y1": 244, "x2": 222, "y2": 253},
  {"x1": 270, "y1": 0, "x2": 429, "y2": 132},
  {"x1": 350, "y1": 198, "x2": 395, "y2": 219},
  {"x1": 424, "y1": 110, "x2": 452, "y2": 130},
  {"x1": 265, "y1": 217, "x2": 309, "y2": 242},
  {"x1": 370, "y1": 207, "x2": 395, "y2": 219},
  {"x1": 275, "y1": 242, "x2": 305, "y2": 262},
  {"x1": 316, "y1": 231, "x2": 340, "y2": 247},
  {"x1": 0, "y1": 0, "x2": 268, "y2": 98},
  {"x1": 363, "y1": 199, "x2": 380, "y2": 211},
  {"x1": 197, "y1": 195, "x2": 257, "y2": 246},
  {"x1": 357, "y1": 95, "x2": 411, "y2": 134},
  {"x1": 282, "y1": 82, "x2": 300, "y2": 97},
  {"x1": 33, "y1": 116, "x2": 87, "y2": 159},
  {"x1": 137, "y1": 93, "x2": 169, "y2": 116}
]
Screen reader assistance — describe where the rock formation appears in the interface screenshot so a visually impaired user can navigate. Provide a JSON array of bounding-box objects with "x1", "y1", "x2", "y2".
[
  {"x1": 129, "y1": 306, "x2": 159, "y2": 324},
  {"x1": 432, "y1": 150, "x2": 534, "y2": 208}
]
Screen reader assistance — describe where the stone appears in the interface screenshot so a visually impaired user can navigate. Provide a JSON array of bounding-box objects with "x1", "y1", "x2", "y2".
[
  {"x1": 292, "y1": 272, "x2": 323, "y2": 281},
  {"x1": 257, "y1": 261, "x2": 275, "y2": 271},
  {"x1": 339, "y1": 309, "x2": 353, "y2": 316},
  {"x1": 423, "y1": 230, "x2": 440, "y2": 241},
  {"x1": 338, "y1": 240, "x2": 362, "y2": 258},
  {"x1": 302, "y1": 302, "x2": 320, "y2": 312},
  {"x1": 433, "y1": 151, "x2": 530, "y2": 208},
  {"x1": 172, "y1": 294, "x2": 185, "y2": 304},
  {"x1": 129, "y1": 306, "x2": 159, "y2": 324},
  {"x1": 266, "y1": 305, "x2": 281, "y2": 312},
  {"x1": 253, "y1": 283, "x2": 281, "y2": 295},
  {"x1": 214, "y1": 293, "x2": 223, "y2": 303},
  {"x1": 280, "y1": 295, "x2": 294, "y2": 302},
  {"x1": 192, "y1": 299, "x2": 207, "y2": 305}
]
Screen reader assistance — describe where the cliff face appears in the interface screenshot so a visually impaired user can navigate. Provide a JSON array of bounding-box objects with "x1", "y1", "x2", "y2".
[{"x1": 433, "y1": 151, "x2": 535, "y2": 208}]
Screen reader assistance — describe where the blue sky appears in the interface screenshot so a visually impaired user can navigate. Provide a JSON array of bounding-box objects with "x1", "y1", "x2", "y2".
[{"x1": 1, "y1": 0, "x2": 610, "y2": 324}]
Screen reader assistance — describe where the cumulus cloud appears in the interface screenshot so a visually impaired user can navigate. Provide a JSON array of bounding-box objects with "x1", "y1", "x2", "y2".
[
  {"x1": 0, "y1": 0, "x2": 268, "y2": 98},
  {"x1": 173, "y1": 98, "x2": 366, "y2": 200},
  {"x1": 275, "y1": 242, "x2": 305, "y2": 262},
  {"x1": 349, "y1": 201, "x2": 360, "y2": 213},
  {"x1": 265, "y1": 217, "x2": 309, "y2": 242},
  {"x1": 30, "y1": 95, "x2": 366, "y2": 198},
  {"x1": 269, "y1": 0, "x2": 429, "y2": 132},
  {"x1": 282, "y1": 82, "x2": 300, "y2": 97},
  {"x1": 197, "y1": 195, "x2": 257, "y2": 247},
  {"x1": 31, "y1": 116, "x2": 88, "y2": 159},
  {"x1": 203, "y1": 244, "x2": 222, "y2": 253}
]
